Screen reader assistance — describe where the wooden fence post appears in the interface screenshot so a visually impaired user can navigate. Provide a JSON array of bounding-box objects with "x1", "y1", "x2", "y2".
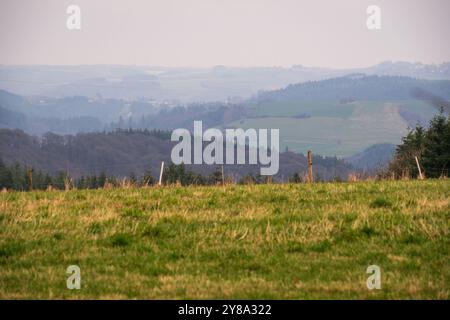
[
  {"x1": 158, "y1": 161, "x2": 165, "y2": 186},
  {"x1": 27, "y1": 166, "x2": 33, "y2": 191},
  {"x1": 415, "y1": 156, "x2": 424, "y2": 180},
  {"x1": 307, "y1": 151, "x2": 313, "y2": 183}
]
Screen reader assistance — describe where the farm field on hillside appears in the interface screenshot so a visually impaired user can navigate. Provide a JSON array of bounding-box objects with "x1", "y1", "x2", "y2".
[
  {"x1": 230, "y1": 100, "x2": 435, "y2": 156},
  {"x1": 0, "y1": 180, "x2": 449, "y2": 299}
]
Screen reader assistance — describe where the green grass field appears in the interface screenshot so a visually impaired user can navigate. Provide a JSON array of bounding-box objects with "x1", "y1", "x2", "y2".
[
  {"x1": 230, "y1": 100, "x2": 436, "y2": 157},
  {"x1": 0, "y1": 180, "x2": 449, "y2": 299}
]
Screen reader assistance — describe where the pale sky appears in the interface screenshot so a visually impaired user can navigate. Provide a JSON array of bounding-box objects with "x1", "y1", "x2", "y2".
[{"x1": 0, "y1": 0, "x2": 449, "y2": 68}]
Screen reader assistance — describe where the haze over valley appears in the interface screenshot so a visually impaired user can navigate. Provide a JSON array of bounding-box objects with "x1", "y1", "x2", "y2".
[{"x1": 1, "y1": 61, "x2": 449, "y2": 177}]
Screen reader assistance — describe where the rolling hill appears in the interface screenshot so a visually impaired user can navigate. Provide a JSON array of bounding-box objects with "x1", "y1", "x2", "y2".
[
  {"x1": 1, "y1": 62, "x2": 450, "y2": 102},
  {"x1": 0, "y1": 128, "x2": 353, "y2": 181},
  {"x1": 228, "y1": 75, "x2": 450, "y2": 157},
  {"x1": 2, "y1": 74, "x2": 449, "y2": 163}
]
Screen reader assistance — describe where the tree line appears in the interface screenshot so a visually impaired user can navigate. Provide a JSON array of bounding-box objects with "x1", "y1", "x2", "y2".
[
  {"x1": 387, "y1": 108, "x2": 450, "y2": 179},
  {"x1": 3, "y1": 110, "x2": 447, "y2": 190},
  {"x1": 0, "y1": 161, "x2": 312, "y2": 191}
]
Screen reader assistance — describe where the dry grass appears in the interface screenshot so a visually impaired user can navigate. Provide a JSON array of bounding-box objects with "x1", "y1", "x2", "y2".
[{"x1": 0, "y1": 180, "x2": 449, "y2": 299}]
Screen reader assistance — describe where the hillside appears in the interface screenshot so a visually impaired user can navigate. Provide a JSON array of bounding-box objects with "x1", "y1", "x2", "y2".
[
  {"x1": 1, "y1": 75, "x2": 448, "y2": 159},
  {"x1": 0, "y1": 180, "x2": 448, "y2": 299},
  {"x1": 228, "y1": 75, "x2": 449, "y2": 157},
  {"x1": 345, "y1": 144, "x2": 396, "y2": 171},
  {"x1": 0, "y1": 88, "x2": 159, "y2": 123},
  {"x1": 0, "y1": 105, "x2": 26, "y2": 129},
  {"x1": 0, "y1": 129, "x2": 353, "y2": 181},
  {"x1": 255, "y1": 75, "x2": 450, "y2": 102}
]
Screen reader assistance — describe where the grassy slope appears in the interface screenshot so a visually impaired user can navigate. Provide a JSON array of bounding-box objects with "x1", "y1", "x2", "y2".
[
  {"x1": 230, "y1": 100, "x2": 435, "y2": 157},
  {"x1": 0, "y1": 180, "x2": 449, "y2": 299}
]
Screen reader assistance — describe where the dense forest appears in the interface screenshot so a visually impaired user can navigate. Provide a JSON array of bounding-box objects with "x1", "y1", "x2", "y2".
[{"x1": 0, "y1": 128, "x2": 355, "y2": 190}]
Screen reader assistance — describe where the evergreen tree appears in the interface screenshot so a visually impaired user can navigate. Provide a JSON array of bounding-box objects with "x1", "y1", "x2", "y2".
[
  {"x1": 54, "y1": 171, "x2": 67, "y2": 189},
  {"x1": 0, "y1": 159, "x2": 13, "y2": 189},
  {"x1": 422, "y1": 109, "x2": 450, "y2": 178},
  {"x1": 389, "y1": 108, "x2": 449, "y2": 178},
  {"x1": 11, "y1": 163, "x2": 26, "y2": 190}
]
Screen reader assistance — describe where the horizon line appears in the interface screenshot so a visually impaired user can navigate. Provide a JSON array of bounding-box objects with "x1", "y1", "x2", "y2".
[{"x1": 1, "y1": 60, "x2": 449, "y2": 70}]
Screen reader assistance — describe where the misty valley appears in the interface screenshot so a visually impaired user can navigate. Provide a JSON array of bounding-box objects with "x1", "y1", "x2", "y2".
[{"x1": 1, "y1": 64, "x2": 449, "y2": 183}]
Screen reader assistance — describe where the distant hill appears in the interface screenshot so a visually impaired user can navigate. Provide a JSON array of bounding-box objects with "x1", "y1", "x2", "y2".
[
  {"x1": 345, "y1": 144, "x2": 396, "y2": 171},
  {"x1": 0, "y1": 92, "x2": 103, "y2": 135},
  {"x1": 0, "y1": 105, "x2": 27, "y2": 129},
  {"x1": 0, "y1": 88, "x2": 242, "y2": 134},
  {"x1": 0, "y1": 88, "x2": 32, "y2": 114},
  {"x1": 0, "y1": 129, "x2": 355, "y2": 181},
  {"x1": 362, "y1": 61, "x2": 450, "y2": 80},
  {"x1": 1, "y1": 75, "x2": 447, "y2": 160},
  {"x1": 229, "y1": 75, "x2": 447, "y2": 157},
  {"x1": 1, "y1": 62, "x2": 449, "y2": 102},
  {"x1": 0, "y1": 89, "x2": 158, "y2": 123},
  {"x1": 256, "y1": 75, "x2": 450, "y2": 102}
]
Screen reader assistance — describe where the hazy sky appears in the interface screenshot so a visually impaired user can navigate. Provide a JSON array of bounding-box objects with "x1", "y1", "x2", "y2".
[{"x1": 0, "y1": 0, "x2": 449, "y2": 68}]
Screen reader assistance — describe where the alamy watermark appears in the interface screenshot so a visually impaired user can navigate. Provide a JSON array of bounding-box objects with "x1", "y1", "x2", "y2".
[
  {"x1": 366, "y1": 5, "x2": 381, "y2": 30},
  {"x1": 366, "y1": 265, "x2": 381, "y2": 290},
  {"x1": 171, "y1": 121, "x2": 279, "y2": 175},
  {"x1": 66, "y1": 265, "x2": 81, "y2": 290},
  {"x1": 66, "y1": 5, "x2": 81, "y2": 30},
  {"x1": 65, "y1": 4, "x2": 380, "y2": 31}
]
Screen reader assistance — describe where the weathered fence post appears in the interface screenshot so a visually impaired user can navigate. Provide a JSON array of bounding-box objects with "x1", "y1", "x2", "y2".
[
  {"x1": 27, "y1": 166, "x2": 33, "y2": 191},
  {"x1": 307, "y1": 151, "x2": 313, "y2": 183},
  {"x1": 158, "y1": 161, "x2": 165, "y2": 186},
  {"x1": 415, "y1": 156, "x2": 424, "y2": 180}
]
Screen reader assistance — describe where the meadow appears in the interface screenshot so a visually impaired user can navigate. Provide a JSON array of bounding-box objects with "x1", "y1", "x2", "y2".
[
  {"x1": 0, "y1": 180, "x2": 449, "y2": 299},
  {"x1": 230, "y1": 100, "x2": 435, "y2": 157}
]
